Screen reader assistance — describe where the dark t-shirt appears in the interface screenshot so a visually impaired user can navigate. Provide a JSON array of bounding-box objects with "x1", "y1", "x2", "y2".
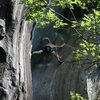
[{"x1": 42, "y1": 46, "x2": 54, "y2": 53}]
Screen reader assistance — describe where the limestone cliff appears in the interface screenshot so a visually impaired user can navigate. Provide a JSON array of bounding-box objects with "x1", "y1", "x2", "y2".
[{"x1": 0, "y1": 0, "x2": 32, "y2": 100}]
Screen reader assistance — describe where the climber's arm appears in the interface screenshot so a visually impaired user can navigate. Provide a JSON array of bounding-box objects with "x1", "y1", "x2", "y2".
[
  {"x1": 32, "y1": 50, "x2": 43, "y2": 55},
  {"x1": 55, "y1": 43, "x2": 65, "y2": 48},
  {"x1": 42, "y1": 37, "x2": 51, "y2": 43},
  {"x1": 50, "y1": 43, "x2": 65, "y2": 48}
]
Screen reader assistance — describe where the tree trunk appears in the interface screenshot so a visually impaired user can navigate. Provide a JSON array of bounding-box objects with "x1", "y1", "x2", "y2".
[{"x1": 0, "y1": 0, "x2": 32, "y2": 100}]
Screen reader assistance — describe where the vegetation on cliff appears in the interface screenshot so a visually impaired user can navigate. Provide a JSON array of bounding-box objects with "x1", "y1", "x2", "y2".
[{"x1": 21, "y1": 0, "x2": 100, "y2": 67}]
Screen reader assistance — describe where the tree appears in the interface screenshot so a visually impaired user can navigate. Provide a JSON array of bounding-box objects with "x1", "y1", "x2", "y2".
[{"x1": 21, "y1": 0, "x2": 100, "y2": 67}]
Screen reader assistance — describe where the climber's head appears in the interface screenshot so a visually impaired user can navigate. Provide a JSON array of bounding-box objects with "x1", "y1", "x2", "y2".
[{"x1": 42, "y1": 38, "x2": 49, "y2": 44}]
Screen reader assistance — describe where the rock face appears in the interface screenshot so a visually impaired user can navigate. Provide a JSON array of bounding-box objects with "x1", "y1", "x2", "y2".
[
  {"x1": 0, "y1": 0, "x2": 32, "y2": 100},
  {"x1": 31, "y1": 9, "x2": 100, "y2": 100},
  {"x1": 31, "y1": 23, "x2": 87, "y2": 100}
]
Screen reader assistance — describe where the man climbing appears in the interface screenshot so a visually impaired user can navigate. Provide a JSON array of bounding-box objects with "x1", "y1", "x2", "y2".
[{"x1": 32, "y1": 37, "x2": 65, "y2": 64}]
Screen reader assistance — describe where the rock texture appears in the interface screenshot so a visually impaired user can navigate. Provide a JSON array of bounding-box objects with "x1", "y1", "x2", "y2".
[
  {"x1": 31, "y1": 24, "x2": 87, "y2": 100},
  {"x1": 0, "y1": 0, "x2": 32, "y2": 100}
]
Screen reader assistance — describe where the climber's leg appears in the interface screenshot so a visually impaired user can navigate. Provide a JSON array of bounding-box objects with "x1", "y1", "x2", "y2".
[{"x1": 52, "y1": 51, "x2": 63, "y2": 64}]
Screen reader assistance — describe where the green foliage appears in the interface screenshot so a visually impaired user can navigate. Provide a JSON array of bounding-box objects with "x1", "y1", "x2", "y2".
[
  {"x1": 73, "y1": 9, "x2": 100, "y2": 62},
  {"x1": 74, "y1": 40, "x2": 100, "y2": 61},
  {"x1": 21, "y1": 0, "x2": 100, "y2": 64},
  {"x1": 39, "y1": 10, "x2": 67, "y2": 28},
  {"x1": 20, "y1": 0, "x2": 67, "y2": 27},
  {"x1": 81, "y1": 10, "x2": 100, "y2": 35},
  {"x1": 70, "y1": 92, "x2": 87, "y2": 100}
]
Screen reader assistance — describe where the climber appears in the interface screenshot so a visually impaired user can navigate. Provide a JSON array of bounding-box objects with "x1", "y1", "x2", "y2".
[{"x1": 32, "y1": 37, "x2": 65, "y2": 64}]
